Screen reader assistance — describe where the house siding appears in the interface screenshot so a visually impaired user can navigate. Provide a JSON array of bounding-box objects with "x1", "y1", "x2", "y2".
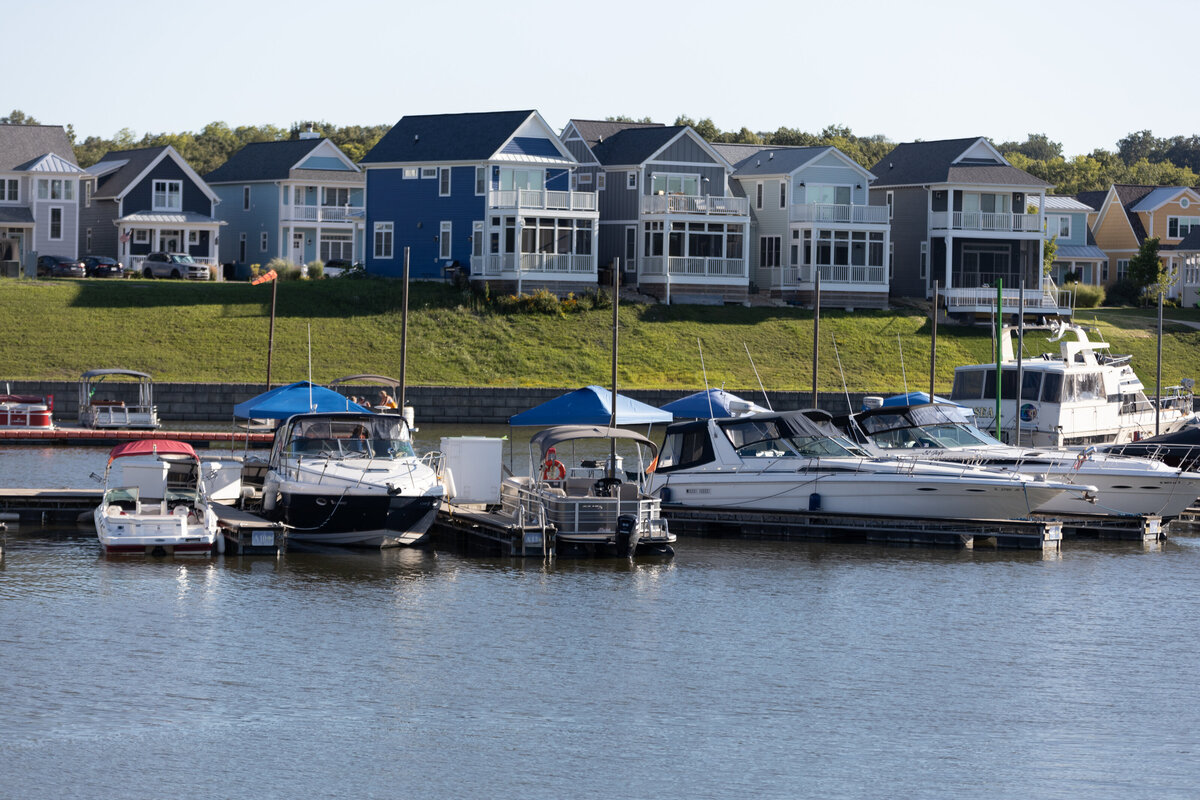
[
  {"x1": 32, "y1": 198, "x2": 79, "y2": 257},
  {"x1": 79, "y1": 192, "x2": 118, "y2": 257},
  {"x1": 122, "y1": 159, "x2": 211, "y2": 216},
  {"x1": 874, "y1": 186, "x2": 927, "y2": 297},
  {"x1": 213, "y1": 183, "x2": 280, "y2": 264},
  {"x1": 297, "y1": 156, "x2": 353, "y2": 171}
]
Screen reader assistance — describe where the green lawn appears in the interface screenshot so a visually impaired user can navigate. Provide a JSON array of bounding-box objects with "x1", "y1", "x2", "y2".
[{"x1": 2, "y1": 277, "x2": 1197, "y2": 393}]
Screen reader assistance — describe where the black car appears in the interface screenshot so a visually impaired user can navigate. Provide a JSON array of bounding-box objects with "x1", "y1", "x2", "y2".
[
  {"x1": 82, "y1": 256, "x2": 125, "y2": 278},
  {"x1": 36, "y1": 255, "x2": 86, "y2": 278}
]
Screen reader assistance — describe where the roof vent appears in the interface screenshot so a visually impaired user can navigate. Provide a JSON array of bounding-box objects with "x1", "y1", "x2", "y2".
[
  {"x1": 298, "y1": 130, "x2": 319, "y2": 140},
  {"x1": 889, "y1": 162, "x2": 894, "y2": 169},
  {"x1": 414, "y1": 134, "x2": 420, "y2": 143},
  {"x1": 768, "y1": 152, "x2": 774, "y2": 160},
  {"x1": 756, "y1": 159, "x2": 761, "y2": 167}
]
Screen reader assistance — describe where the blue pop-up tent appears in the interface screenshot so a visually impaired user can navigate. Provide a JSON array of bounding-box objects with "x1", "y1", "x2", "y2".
[
  {"x1": 660, "y1": 388, "x2": 769, "y2": 420},
  {"x1": 508, "y1": 385, "x2": 672, "y2": 426},
  {"x1": 233, "y1": 381, "x2": 371, "y2": 420}
]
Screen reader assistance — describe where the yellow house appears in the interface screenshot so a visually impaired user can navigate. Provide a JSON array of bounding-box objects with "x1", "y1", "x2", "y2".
[{"x1": 1077, "y1": 183, "x2": 1200, "y2": 294}]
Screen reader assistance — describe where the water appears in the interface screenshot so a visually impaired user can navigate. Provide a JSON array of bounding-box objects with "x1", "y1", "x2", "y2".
[{"x1": 2, "y1": 431, "x2": 1200, "y2": 799}]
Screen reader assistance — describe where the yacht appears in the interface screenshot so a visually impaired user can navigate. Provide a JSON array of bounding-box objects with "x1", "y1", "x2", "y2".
[
  {"x1": 259, "y1": 412, "x2": 444, "y2": 547},
  {"x1": 839, "y1": 402, "x2": 1200, "y2": 520},
  {"x1": 646, "y1": 410, "x2": 1087, "y2": 521},
  {"x1": 949, "y1": 322, "x2": 1192, "y2": 447}
]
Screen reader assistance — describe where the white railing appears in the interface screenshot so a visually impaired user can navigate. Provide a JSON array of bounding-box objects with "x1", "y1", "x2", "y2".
[
  {"x1": 282, "y1": 204, "x2": 364, "y2": 223},
  {"x1": 789, "y1": 203, "x2": 889, "y2": 224},
  {"x1": 640, "y1": 256, "x2": 746, "y2": 278},
  {"x1": 930, "y1": 211, "x2": 1042, "y2": 232},
  {"x1": 128, "y1": 255, "x2": 217, "y2": 271},
  {"x1": 640, "y1": 194, "x2": 750, "y2": 216},
  {"x1": 773, "y1": 264, "x2": 888, "y2": 287},
  {"x1": 943, "y1": 286, "x2": 1068, "y2": 311},
  {"x1": 487, "y1": 190, "x2": 597, "y2": 212},
  {"x1": 470, "y1": 253, "x2": 594, "y2": 276}
]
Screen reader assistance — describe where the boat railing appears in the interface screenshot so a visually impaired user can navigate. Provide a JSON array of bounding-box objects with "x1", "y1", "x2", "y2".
[{"x1": 1103, "y1": 442, "x2": 1200, "y2": 472}]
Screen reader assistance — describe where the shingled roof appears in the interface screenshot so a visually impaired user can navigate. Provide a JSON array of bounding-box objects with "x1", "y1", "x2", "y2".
[
  {"x1": 204, "y1": 138, "x2": 355, "y2": 184},
  {"x1": 0, "y1": 125, "x2": 79, "y2": 171},
  {"x1": 361, "y1": 110, "x2": 546, "y2": 164},
  {"x1": 89, "y1": 147, "x2": 172, "y2": 199},
  {"x1": 869, "y1": 137, "x2": 1051, "y2": 188}
]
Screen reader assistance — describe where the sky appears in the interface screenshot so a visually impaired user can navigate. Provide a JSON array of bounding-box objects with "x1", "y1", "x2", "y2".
[{"x1": 11, "y1": 0, "x2": 1196, "y2": 159}]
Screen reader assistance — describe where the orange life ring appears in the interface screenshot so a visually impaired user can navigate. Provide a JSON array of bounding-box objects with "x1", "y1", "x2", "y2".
[{"x1": 541, "y1": 458, "x2": 566, "y2": 481}]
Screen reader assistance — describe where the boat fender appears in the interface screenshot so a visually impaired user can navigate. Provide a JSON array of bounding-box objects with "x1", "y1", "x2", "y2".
[
  {"x1": 216, "y1": 532, "x2": 225, "y2": 555},
  {"x1": 262, "y1": 479, "x2": 278, "y2": 511},
  {"x1": 809, "y1": 492, "x2": 821, "y2": 511},
  {"x1": 442, "y1": 467, "x2": 457, "y2": 501}
]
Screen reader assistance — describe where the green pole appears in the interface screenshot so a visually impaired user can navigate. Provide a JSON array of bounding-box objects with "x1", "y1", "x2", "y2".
[{"x1": 995, "y1": 278, "x2": 1003, "y2": 440}]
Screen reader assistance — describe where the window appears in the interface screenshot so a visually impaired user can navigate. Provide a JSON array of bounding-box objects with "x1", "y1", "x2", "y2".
[
  {"x1": 403, "y1": 167, "x2": 419, "y2": 180},
  {"x1": 239, "y1": 233, "x2": 247, "y2": 262},
  {"x1": 439, "y1": 221, "x2": 452, "y2": 259},
  {"x1": 321, "y1": 187, "x2": 349, "y2": 207},
  {"x1": 374, "y1": 221, "x2": 394, "y2": 259},
  {"x1": 438, "y1": 167, "x2": 451, "y2": 197},
  {"x1": 134, "y1": 229, "x2": 149, "y2": 244},
  {"x1": 49, "y1": 207, "x2": 62, "y2": 240},
  {"x1": 472, "y1": 221, "x2": 483, "y2": 258},
  {"x1": 627, "y1": 171, "x2": 637, "y2": 190},
  {"x1": 152, "y1": 179, "x2": 182, "y2": 211},
  {"x1": 243, "y1": 186, "x2": 250, "y2": 210},
  {"x1": 189, "y1": 230, "x2": 200, "y2": 245},
  {"x1": 260, "y1": 232, "x2": 268, "y2": 252},
  {"x1": 84, "y1": 181, "x2": 91, "y2": 208},
  {"x1": 2, "y1": 179, "x2": 16, "y2": 201},
  {"x1": 650, "y1": 174, "x2": 699, "y2": 196},
  {"x1": 755, "y1": 183, "x2": 763, "y2": 210},
  {"x1": 1167, "y1": 216, "x2": 1200, "y2": 238},
  {"x1": 420, "y1": 167, "x2": 437, "y2": 179},
  {"x1": 1056, "y1": 215, "x2": 1071, "y2": 238},
  {"x1": 1116, "y1": 259, "x2": 1130, "y2": 279},
  {"x1": 475, "y1": 166, "x2": 486, "y2": 195},
  {"x1": 779, "y1": 181, "x2": 787, "y2": 208},
  {"x1": 759, "y1": 235, "x2": 781, "y2": 268},
  {"x1": 889, "y1": 242, "x2": 895, "y2": 279},
  {"x1": 498, "y1": 168, "x2": 544, "y2": 191},
  {"x1": 805, "y1": 184, "x2": 852, "y2": 205},
  {"x1": 37, "y1": 178, "x2": 73, "y2": 201},
  {"x1": 577, "y1": 172, "x2": 592, "y2": 186},
  {"x1": 320, "y1": 233, "x2": 353, "y2": 262},
  {"x1": 886, "y1": 190, "x2": 894, "y2": 220},
  {"x1": 86, "y1": 227, "x2": 92, "y2": 251},
  {"x1": 919, "y1": 241, "x2": 928, "y2": 280},
  {"x1": 597, "y1": 172, "x2": 606, "y2": 191}
]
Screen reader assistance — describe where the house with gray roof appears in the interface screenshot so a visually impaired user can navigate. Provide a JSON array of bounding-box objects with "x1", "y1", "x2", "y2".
[
  {"x1": 713, "y1": 142, "x2": 890, "y2": 309},
  {"x1": 1028, "y1": 195, "x2": 1107, "y2": 287},
  {"x1": 1177, "y1": 225, "x2": 1200, "y2": 307},
  {"x1": 204, "y1": 133, "x2": 364, "y2": 269},
  {"x1": 0, "y1": 124, "x2": 88, "y2": 276},
  {"x1": 82, "y1": 144, "x2": 222, "y2": 275},
  {"x1": 868, "y1": 137, "x2": 1066, "y2": 317},
  {"x1": 561, "y1": 120, "x2": 750, "y2": 304},
  {"x1": 361, "y1": 110, "x2": 598, "y2": 291}
]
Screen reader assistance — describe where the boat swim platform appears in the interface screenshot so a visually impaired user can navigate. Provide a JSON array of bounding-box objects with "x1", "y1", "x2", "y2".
[
  {"x1": 0, "y1": 427, "x2": 273, "y2": 448},
  {"x1": 433, "y1": 503, "x2": 554, "y2": 558}
]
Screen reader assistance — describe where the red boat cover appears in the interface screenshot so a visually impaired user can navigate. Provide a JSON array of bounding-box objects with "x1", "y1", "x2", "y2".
[{"x1": 107, "y1": 440, "x2": 199, "y2": 463}]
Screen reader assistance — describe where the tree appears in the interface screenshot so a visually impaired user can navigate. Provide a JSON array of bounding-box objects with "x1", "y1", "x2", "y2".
[
  {"x1": 1117, "y1": 130, "x2": 1165, "y2": 165},
  {"x1": 1043, "y1": 235, "x2": 1058, "y2": 276},
  {"x1": 0, "y1": 109, "x2": 38, "y2": 125},
  {"x1": 1127, "y1": 236, "x2": 1172, "y2": 298},
  {"x1": 997, "y1": 133, "x2": 1063, "y2": 161}
]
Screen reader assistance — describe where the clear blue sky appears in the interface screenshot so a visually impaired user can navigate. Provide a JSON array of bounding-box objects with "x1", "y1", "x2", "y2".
[{"x1": 12, "y1": 0, "x2": 1194, "y2": 158}]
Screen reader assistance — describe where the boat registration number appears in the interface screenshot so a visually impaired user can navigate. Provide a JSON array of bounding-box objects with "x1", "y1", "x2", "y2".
[{"x1": 251, "y1": 530, "x2": 274, "y2": 547}]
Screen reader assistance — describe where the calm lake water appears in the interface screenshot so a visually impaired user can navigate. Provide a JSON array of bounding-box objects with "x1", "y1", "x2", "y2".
[{"x1": 2, "y1": 428, "x2": 1200, "y2": 799}]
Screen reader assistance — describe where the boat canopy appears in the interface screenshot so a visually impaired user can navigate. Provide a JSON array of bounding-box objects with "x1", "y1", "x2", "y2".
[
  {"x1": 660, "y1": 388, "x2": 769, "y2": 419},
  {"x1": 509, "y1": 385, "x2": 672, "y2": 426},
  {"x1": 107, "y1": 439, "x2": 198, "y2": 462},
  {"x1": 233, "y1": 381, "x2": 371, "y2": 420},
  {"x1": 328, "y1": 375, "x2": 400, "y2": 388},
  {"x1": 530, "y1": 425, "x2": 659, "y2": 458},
  {"x1": 81, "y1": 369, "x2": 153, "y2": 381}
]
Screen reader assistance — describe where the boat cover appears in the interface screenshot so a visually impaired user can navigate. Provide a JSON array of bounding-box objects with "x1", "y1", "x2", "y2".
[
  {"x1": 509, "y1": 385, "x2": 672, "y2": 426},
  {"x1": 108, "y1": 440, "x2": 198, "y2": 462},
  {"x1": 233, "y1": 381, "x2": 371, "y2": 420},
  {"x1": 660, "y1": 389, "x2": 769, "y2": 419}
]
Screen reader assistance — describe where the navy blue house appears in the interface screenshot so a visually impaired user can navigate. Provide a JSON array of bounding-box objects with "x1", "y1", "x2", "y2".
[{"x1": 360, "y1": 110, "x2": 598, "y2": 292}]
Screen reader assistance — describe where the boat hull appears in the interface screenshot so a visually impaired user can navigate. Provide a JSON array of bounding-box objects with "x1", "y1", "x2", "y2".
[
  {"x1": 275, "y1": 490, "x2": 440, "y2": 547},
  {"x1": 94, "y1": 512, "x2": 217, "y2": 556}
]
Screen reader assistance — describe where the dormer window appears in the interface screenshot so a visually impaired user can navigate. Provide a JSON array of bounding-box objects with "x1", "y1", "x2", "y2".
[
  {"x1": 37, "y1": 178, "x2": 74, "y2": 201},
  {"x1": 152, "y1": 179, "x2": 182, "y2": 211}
]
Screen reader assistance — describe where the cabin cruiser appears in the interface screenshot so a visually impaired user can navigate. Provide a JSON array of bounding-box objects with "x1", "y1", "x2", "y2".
[
  {"x1": 0, "y1": 392, "x2": 53, "y2": 429},
  {"x1": 495, "y1": 425, "x2": 674, "y2": 556},
  {"x1": 949, "y1": 322, "x2": 1192, "y2": 447},
  {"x1": 646, "y1": 410, "x2": 1088, "y2": 521},
  {"x1": 259, "y1": 412, "x2": 443, "y2": 547},
  {"x1": 93, "y1": 440, "x2": 220, "y2": 555},
  {"x1": 838, "y1": 402, "x2": 1200, "y2": 520}
]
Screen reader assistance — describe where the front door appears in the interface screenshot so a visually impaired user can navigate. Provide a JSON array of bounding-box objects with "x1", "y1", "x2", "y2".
[
  {"x1": 292, "y1": 232, "x2": 305, "y2": 265},
  {"x1": 158, "y1": 231, "x2": 180, "y2": 252}
]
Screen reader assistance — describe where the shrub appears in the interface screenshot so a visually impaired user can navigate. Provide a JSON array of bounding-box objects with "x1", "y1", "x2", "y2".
[
  {"x1": 1072, "y1": 283, "x2": 1105, "y2": 308},
  {"x1": 1105, "y1": 278, "x2": 1142, "y2": 306},
  {"x1": 248, "y1": 263, "x2": 263, "y2": 279},
  {"x1": 306, "y1": 260, "x2": 324, "y2": 280}
]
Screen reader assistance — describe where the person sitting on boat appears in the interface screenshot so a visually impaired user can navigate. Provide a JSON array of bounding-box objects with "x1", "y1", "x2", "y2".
[{"x1": 378, "y1": 391, "x2": 398, "y2": 409}]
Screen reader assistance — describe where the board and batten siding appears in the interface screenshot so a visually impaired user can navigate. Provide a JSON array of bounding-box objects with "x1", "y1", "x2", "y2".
[
  {"x1": 32, "y1": 197, "x2": 79, "y2": 258},
  {"x1": 871, "y1": 186, "x2": 926, "y2": 297},
  {"x1": 78, "y1": 188, "x2": 117, "y2": 258},
  {"x1": 123, "y1": 159, "x2": 212, "y2": 217},
  {"x1": 212, "y1": 183, "x2": 281, "y2": 264}
]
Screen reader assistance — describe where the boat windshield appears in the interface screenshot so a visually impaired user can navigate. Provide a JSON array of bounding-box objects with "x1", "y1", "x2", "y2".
[
  {"x1": 857, "y1": 405, "x2": 1000, "y2": 450},
  {"x1": 286, "y1": 416, "x2": 416, "y2": 459},
  {"x1": 720, "y1": 417, "x2": 866, "y2": 458}
]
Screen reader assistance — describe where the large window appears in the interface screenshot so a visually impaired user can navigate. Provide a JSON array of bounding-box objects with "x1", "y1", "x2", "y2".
[
  {"x1": 439, "y1": 221, "x2": 452, "y2": 259},
  {"x1": 37, "y1": 178, "x2": 73, "y2": 201},
  {"x1": 49, "y1": 207, "x2": 62, "y2": 240},
  {"x1": 152, "y1": 179, "x2": 182, "y2": 211},
  {"x1": 650, "y1": 173, "x2": 699, "y2": 196},
  {"x1": 321, "y1": 233, "x2": 353, "y2": 262},
  {"x1": 321, "y1": 187, "x2": 349, "y2": 206},
  {"x1": 373, "y1": 221, "x2": 393, "y2": 259},
  {"x1": 803, "y1": 184, "x2": 851, "y2": 205},
  {"x1": 1168, "y1": 216, "x2": 1200, "y2": 238},
  {"x1": 499, "y1": 168, "x2": 543, "y2": 191},
  {"x1": 759, "y1": 235, "x2": 781, "y2": 268},
  {"x1": 960, "y1": 243, "x2": 1013, "y2": 287},
  {"x1": 1053, "y1": 215, "x2": 1071, "y2": 238},
  {"x1": 801, "y1": 230, "x2": 885, "y2": 269}
]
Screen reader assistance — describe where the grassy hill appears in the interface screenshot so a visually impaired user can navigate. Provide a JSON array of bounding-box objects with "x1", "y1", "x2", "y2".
[{"x1": 1, "y1": 277, "x2": 1197, "y2": 394}]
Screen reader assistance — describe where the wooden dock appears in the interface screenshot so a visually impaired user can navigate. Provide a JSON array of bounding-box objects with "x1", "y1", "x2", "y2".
[
  {"x1": 212, "y1": 502, "x2": 285, "y2": 555},
  {"x1": 0, "y1": 427, "x2": 272, "y2": 448},
  {"x1": 432, "y1": 504, "x2": 553, "y2": 557}
]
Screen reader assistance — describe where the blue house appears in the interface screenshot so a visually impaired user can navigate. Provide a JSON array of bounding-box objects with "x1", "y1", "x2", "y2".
[
  {"x1": 204, "y1": 133, "x2": 364, "y2": 269},
  {"x1": 1030, "y1": 195, "x2": 1106, "y2": 287},
  {"x1": 360, "y1": 110, "x2": 598, "y2": 291},
  {"x1": 81, "y1": 145, "x2": 222, "y2": 275},
  {"x1": 560, "y1": 120, "x2": 750, "y2": 304}
]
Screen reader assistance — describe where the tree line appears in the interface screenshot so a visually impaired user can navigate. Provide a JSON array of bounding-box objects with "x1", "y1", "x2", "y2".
[{"x1": 3, "y1": 109, "x2": 1198, "y2": 194}]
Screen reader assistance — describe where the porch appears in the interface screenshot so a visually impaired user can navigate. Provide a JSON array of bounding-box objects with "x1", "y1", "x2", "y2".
[
  {"x1": 930, "y1": 211, "x2": 1041, "y2": 233},
  {"x1": 942, "y1": 277, "x2": 1075, "y2": 317},
  {"x1": 789, "y1": 203, "x2": 889, "y2": 225},
  {"x1": 640, "y1": 194, "x2": 750, "y2": 216},
  {"x1": 281, "y1": 204, "x2": 364, "y2": 223},
  {"x1": 487, "y1": 189, "x2": 597, "y2": 212}
]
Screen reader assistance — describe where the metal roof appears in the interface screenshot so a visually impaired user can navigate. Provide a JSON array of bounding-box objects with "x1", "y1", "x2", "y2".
[
  {"x1": 1055, "y1": 244, "x2": 1107, "y2": 259},
  {"x1": 116, "y1": 211, "x2": 222, "y2": 225}
]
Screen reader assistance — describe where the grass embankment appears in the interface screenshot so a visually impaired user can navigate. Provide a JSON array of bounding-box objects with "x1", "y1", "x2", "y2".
[{"x1": 1, "y1": 278, "x2": 1197, "y2": 392}]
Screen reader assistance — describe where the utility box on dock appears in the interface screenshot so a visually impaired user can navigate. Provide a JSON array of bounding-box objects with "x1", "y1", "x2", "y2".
[
  {"x1": 202, "y1": 458, "x2": 246, "y2": 503},
  {"x1": 441, "y1": 436, "x2": 504, "y2": 505}
]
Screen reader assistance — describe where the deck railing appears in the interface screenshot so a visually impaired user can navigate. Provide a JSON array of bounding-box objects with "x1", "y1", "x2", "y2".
[
  {"x1": 789, "y1": 203, "x2": 889, "y2": 224},
  {"x1": 930, "y1": 211, "x2": 1042, "y2": 233},
  {"x1": 282, "y1": 204, "x2": 363, "y2": 223},
  {"x1": 639, "y1": 256, "x2": 746, "y2": 278},
  {"x1": 772, "y1": 264, "x2": 888, "y2": 287},
  {"x1": 470, "y1": 253, "x2": 595, "y2": 277},
  {"x1": 487, "y1": 190, "x2": 597, "y2": 212},
  {"x1": 640, "y1": 194, "x2": 749, "y2": 216}
]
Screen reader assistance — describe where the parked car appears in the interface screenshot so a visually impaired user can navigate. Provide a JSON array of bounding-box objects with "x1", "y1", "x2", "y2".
[
  {"x1": 141, "y1": 252, "x2": 210, "y2": 280},
  {"x1": 36, "y1": 255, "x2": 86, "y2": 278},
  {"x1": 82, "y1": 256, "x2": 125, "y2": 278}
]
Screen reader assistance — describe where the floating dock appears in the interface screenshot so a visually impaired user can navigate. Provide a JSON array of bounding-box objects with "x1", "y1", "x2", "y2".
[
  {"x1": 212, "y1": 501, "x2": 285, "y2": 555},
  {"x1": 0, "y1": 427, "x2": 272, "y2": 448},
  {"x1": 432, "y1": 503, "x2": 553, "y2": 557}
]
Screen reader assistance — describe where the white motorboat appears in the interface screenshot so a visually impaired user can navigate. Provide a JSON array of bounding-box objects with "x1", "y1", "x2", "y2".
[
  {"x1": 494, "y1": 425, "x2": 674, "y2": 556},
  {"x1": 949, "y1": 322, "x2": 1192, "y2": 447},
  {"x1": 94, "y1": 440, "x2": 220, "y2": 555},
  {"x1": 840, "y1": 402, "x2": 1200, "y2": 520},
  {"x1": 260, "y1": 412, "x2": 443, "y2": 547},
  {"x1": 646, "y1": 410, "x2": 1089, "y2": 521}
]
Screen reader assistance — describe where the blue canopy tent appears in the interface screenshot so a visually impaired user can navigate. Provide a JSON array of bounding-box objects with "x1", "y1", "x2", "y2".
[
  {"x1": 660, "y1": 388, "x2": 769, "y2": 420},
  {"x1": 233, "y1": 381, "x2": 371, "y2": 420},
  {"x1": 508, "y1": 385, "x2": 672, "y2": 426}
]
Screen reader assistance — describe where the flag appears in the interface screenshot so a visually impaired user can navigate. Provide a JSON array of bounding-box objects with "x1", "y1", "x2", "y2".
[
  {"x1": 119, "y1": 229, "x2": 131, "y2": 244},
  {"x1": 251, "y1": 269, "x2": 278, "y2": 285}
]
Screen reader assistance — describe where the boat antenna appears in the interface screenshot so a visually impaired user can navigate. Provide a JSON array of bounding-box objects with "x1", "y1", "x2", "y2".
[
  {"x1": 698, "y1": 338, "x2": 716, "y2": 419},
  {"x1": 832, "y1": 334, "x2": 852, "y2": 413},
  {"x1": 897, "y1": 333, "x2": 909, "y2": 396},
  {"x1": 307, "y1": 323, "x2": 314, "y2": 411},
  {"x1": 744, "y1": 343, "x2": 773, "y2": 411},
  {"x1": 609, "y1": 258, "x2": 619, "y2": 480}
]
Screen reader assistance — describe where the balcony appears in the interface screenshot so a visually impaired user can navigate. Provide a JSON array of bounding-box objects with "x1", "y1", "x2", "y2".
[
  {"x1": 471, "y1": 253, "x2": 595, "y2": 277},
  {"x1": 487, "y1": 190, "x2": 597, "y2": 212},
  {"x1": 772, "y1": 264, "x2": 888, "y2": 288},
  {"x1": 789, "y1": 203, "x2": 889, "y2": 225},
  {"x1": 640, "y1": 256, "x2": 746, "y2": 279},
  {"x1": 282, "y1": 204, "x2": 364, "y2": 223},
  {"x1": 930, "y1": 211, "x2": 1041, "y2": 233},
  {"x1": 640, "y1": 194, "x2": 749, "y2": 217}
]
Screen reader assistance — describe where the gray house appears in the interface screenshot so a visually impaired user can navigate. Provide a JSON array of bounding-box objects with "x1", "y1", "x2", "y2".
[
  {"x1": 561, "y1": 120, "x2": 750, "y2": 303},
  {"x1": 0, "y1": 124, "x2": 87, "y2": 276}
]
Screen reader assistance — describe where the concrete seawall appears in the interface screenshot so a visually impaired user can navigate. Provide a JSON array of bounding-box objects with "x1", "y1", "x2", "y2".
[{"x1": 3, "y1": 380, "x2": 875, "y2": 425}]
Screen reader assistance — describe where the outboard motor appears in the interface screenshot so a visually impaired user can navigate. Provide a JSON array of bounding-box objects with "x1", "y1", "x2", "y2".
[{"x1": 615, "y1": 514, "x2": 640, "y2": 557}]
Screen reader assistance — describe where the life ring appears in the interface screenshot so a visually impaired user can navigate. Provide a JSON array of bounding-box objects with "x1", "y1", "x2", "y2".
[{"x1": 541, "y1": 458, "x2": 566, "y2": 481}]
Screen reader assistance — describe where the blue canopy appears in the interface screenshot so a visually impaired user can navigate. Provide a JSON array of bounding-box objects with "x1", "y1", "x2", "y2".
[
  {"x1": 233, "y1": 381, "x2": 371, "y2": 420},
  {"x1": 661, "y1": 389, "x2": 769, "y2": 419},
  {"x1": 508, "y1": 385, "x2": 672, "y2": 427},
  {"x1": 875, "y1": 392, "x2": 974, "y2": 416}
]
